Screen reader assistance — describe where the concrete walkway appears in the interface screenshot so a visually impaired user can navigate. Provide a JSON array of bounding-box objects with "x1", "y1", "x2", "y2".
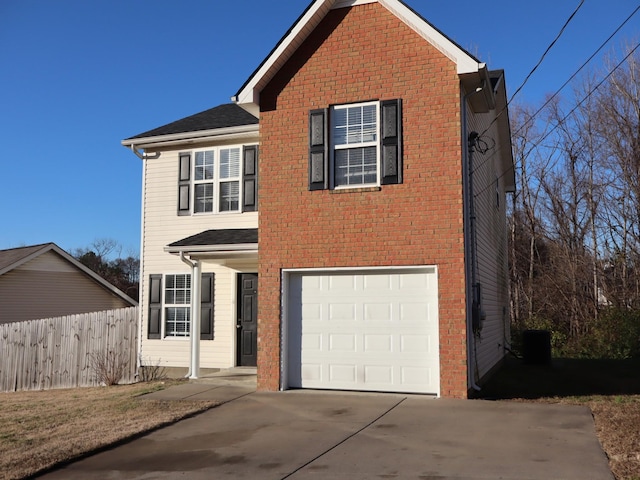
[{"x1": 38, "y1": 373, "x2": 613, "y2": 480}]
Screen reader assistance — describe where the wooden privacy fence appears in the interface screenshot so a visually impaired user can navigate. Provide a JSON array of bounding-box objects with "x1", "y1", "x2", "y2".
[{"x1": 0, "y1": 307, "x2": 139, "y2": 392}]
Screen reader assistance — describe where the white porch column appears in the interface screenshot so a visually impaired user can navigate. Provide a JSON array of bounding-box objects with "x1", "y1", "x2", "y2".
[{"x1": 189, "y1": 259, "x2": 202, "y2": 379}]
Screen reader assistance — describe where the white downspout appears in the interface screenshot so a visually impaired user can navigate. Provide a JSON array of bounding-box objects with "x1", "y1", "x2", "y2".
[
  {"x1": 127, "y1": 144, "x2": 149, "y2": 377},
  {"x1": 179, "y1": 252, "x2": 201, "y2": 379},
  {"x1": 462, "y1": 84, "x2": 485, "y2": 393}
]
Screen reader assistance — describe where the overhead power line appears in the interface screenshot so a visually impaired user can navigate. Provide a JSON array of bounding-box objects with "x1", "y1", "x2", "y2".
[
  {"x1": 508, "y1": 0, "x2": 585, "y2": 105},
  {"x1": 473, "y1": 0, "x2": 586, "y2": 149},
  {"x1": 512, "y1": 3, "x2": 640, "y2": 140},
  {"x1": 470, "y1": 2, "x2": 640, "y2": 179},
  {"x1": 472, "y1": 41, "x2": 640, "y2": 201}
]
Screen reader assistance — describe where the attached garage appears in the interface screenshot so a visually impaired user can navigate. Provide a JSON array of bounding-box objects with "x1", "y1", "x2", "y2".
[{"x1": 283, "y1": 267, "x2": 440, "y2": 395}]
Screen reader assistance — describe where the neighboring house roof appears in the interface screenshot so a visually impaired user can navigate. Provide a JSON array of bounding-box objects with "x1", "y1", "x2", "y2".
[
  {"x1": 165, "y1": 229, "x2": 259, "y2": 256},
  {"x1": 233, "y1": 0, "x2": 491, "y2": 115},
  {"x1": 122, "y1": 103, "x2": 259, "y2": 149},
  {"x1": 0, "y1": 243, "x2": 138, "y2": 306}
]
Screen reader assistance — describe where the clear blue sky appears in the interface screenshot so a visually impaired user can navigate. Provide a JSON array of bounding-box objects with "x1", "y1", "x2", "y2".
[{"x1": 1, "y1": 0, "x2": 637, "y2": 257}]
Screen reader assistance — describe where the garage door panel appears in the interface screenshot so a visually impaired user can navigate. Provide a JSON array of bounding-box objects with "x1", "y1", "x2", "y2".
[
  {"x1": 328, "y1": 303, "x2": 356, "y2": 321},
  {"x1": 288, "y1": 269, "x2": 439, "y2": 395},
  {"x1": 364, "y1": 334, "x2": 393, "y2": 352}
]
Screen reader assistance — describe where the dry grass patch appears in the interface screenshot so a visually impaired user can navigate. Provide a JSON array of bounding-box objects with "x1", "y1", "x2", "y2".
[
  {"x1": 589, "y1": 396, "x2": 640, "y2": 480},
  {"x1": 0, "y1": 381, "x2": 216, "y2": 480}
]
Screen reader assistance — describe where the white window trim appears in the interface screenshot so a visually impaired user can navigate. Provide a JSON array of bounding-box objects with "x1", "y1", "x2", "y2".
[
  {"x1": 330, "y1": 101, "x2": 381, "y2": 190},
  {"x1": 163, "y1": 273, "x2": 191, "y2": 340},
  {"x1": 191, "y1": 145, "x2": 244, "y2": 215}
]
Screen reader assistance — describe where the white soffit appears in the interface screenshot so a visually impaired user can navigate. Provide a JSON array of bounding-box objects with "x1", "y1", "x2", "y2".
[{"x1": 234, "y1": 0, "x2": 482, "y2": 109}]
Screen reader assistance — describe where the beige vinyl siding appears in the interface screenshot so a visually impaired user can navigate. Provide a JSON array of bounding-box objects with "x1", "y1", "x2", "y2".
[
  {"x1": 139, "y1": 139, "x2": 258, "y2": 369},
  {"x1": 467, "y1": 108, "x2": 511, "y2": 381},
  {"x1": 0, "y1": 251, "x2": 132, "y2": 324}
]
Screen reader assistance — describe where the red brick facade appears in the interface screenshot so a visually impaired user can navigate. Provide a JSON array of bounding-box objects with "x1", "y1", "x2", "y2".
[{"x1": 257, "y1": 3, "x2": 469, "y2": 398}]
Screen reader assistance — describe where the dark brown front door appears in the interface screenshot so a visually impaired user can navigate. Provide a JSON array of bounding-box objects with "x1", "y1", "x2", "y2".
[{"x1": 237, "y1": 273, "x2": 258, "y2": 366}]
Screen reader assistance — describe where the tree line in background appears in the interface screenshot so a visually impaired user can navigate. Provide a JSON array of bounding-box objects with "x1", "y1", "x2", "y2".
[
  {"x1": 73, "y1": 239, "x2": 140, "y2": 302},
  {"x1": 509, "y1": 46, "x2": 640, "y2": 359}
]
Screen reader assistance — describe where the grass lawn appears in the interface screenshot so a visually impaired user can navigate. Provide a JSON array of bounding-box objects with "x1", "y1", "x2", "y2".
[
  {"x1": 480, "y1": 356, "x2": 640, "y2": 480},
  {"x1": 0, "y1": 380, "x2": 216, "y2": 480}
]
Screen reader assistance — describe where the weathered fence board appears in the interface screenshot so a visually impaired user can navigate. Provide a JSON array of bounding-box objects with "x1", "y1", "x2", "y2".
[{"x1": 0, "y1": 307, "x2": 138, "y2": 392}]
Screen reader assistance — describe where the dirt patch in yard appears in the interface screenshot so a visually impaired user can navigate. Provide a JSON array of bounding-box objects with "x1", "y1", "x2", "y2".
[{"x1": 0, "y1": 381, "x2": 216, "y2": 480}]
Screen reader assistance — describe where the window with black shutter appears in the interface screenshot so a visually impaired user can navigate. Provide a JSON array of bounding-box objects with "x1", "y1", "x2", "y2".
[{"x1": 308, "y1": 99, "x2": 403, "y2": 190}]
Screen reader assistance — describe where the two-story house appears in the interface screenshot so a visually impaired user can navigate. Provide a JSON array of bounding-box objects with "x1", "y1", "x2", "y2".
[{"x1": 123, "y1": 0, "x2": 514, "y2": 398}]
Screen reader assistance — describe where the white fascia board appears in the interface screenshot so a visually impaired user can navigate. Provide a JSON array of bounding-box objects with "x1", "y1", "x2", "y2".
[
  {"x1": 234, "y1": 0, "x2": 482, "y2": 112},
  {"x1": 333, "y1": 0, "x2": 377, "y2": 7},
  {"x1": 121, "y1": 124, "x2": 259, "y2": 149},
  {"x1": 234, "y1": 0, "x2": 333, "y2": 108},
  {"x1": 164, "y1": 244, "x2": 259, "y2": 255},
  {"x1": 379, "y1": 0, "x2": 480, "y2": 74}
]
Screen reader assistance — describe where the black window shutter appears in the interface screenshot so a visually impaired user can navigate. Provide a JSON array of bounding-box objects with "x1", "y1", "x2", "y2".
[
  {"x1": 242, "y1": 146, "x2": 258, "y2": 212},
  {"x1": 309, "y1": 108, "x2": 329, "y2": 191},
  {"x1": 178, "y1": 153, "x2": 191, "y2": 215},
  {"x1": 148, "y1": 274, "x2": 162, "y2": 339},
  {"x1": 380, "y1": 99, "x2": 403, "y2": 185},
  {"x1": 200, "y1": 273, "x2": 215, "y2": 340}
]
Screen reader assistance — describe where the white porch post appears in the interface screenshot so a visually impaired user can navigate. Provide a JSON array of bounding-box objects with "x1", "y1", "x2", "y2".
[{"x1": 190, "y1": 259, "x2": 202, "y2": 379}]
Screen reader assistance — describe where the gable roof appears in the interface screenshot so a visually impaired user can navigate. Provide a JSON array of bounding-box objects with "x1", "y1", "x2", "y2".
[
  {"x1": 122, "y1": 103, "x2": 259, "y2": 149},
  {"x1": 0, "y1": 243, "x2": 137, "y2": 306},
  {"x1": 0, "y1": 243, "x2": 50, "y2": 274},
  {"x1": 233, "y1": 0, "x2": 488, "y2": 115}
]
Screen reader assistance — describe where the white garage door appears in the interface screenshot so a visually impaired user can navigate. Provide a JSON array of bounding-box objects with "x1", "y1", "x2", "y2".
[{"x1": 286, "y1": 268, "x2": 439, "y2": 395}]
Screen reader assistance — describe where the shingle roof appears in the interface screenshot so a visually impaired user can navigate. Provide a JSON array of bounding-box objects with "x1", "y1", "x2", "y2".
[
  {"x1": 0, "y1": 243, "x2": 51, "y2": 273},
  {"x1": 168, "y1": 229, "x2": 258, "y2": 248},
  {"x1": 125, "y1": 103, "x2": 259, "y2": 141},
  {"x1": 0, "y1": 243, "x2": 137, "y2": 305}
]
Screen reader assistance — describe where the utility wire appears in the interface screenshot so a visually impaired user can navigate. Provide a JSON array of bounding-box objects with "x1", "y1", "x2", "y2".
[
  {"x1": 477, "y1": 0, "x2": 586, "y2": 140},
  {"x1": 472, "y1": 41, "x2": 640, "y2": 201},
  {"x1": 470, "y1": 1, "x2": 640, "y2": 179},
  {"x1": 508, "y1": 0, "x2": 585, "y2": 105},
  {"x1": 510, "y1": 3, "x2": 640, "y2": 141}
]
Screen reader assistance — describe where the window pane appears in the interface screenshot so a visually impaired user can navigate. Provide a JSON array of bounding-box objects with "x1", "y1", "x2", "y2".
[
  {"x1": 195, "y1": 151, "x2": 214, "y2": 180},
  {"x1": 334, "y1": 108, "x2": 347, "y2": 128},
  {"x1": 195, "y1": 184, "x2": 214, "y2": 213},
  {"x1": 220, "y1": 148, "x2": 241, "y2": 179},
  {"x1": 219, "y1": 181, "x2": 240, "y2": 212},
  {"x1": 165, "y1": 307, "x2": 190, "y2": 337},
  {"x1": 333, "y1": 104, "x2": 377, "y2": 147},
  {"x1": 165, "y1": 274, "x2": 191, "y2": 338},
  {"x1": 335, "y1": 146, "x2": 377, "y2": 186}
]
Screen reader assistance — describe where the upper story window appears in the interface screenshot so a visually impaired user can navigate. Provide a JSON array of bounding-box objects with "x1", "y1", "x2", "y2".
[
  {"x1": 332, "y1": 102, "x2": 379, "y2": 187},
  {"x1": 178, "y1": 145, "x2": 258, "y2": 216},
  {"x1": 309, "y1": 99, "x2": 403, "y2": 191}
]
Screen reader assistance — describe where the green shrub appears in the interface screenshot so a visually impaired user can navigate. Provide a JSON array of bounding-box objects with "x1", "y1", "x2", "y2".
[
  {"x1": 580, "y1": 308, "x2": 640, "y2": 360},
  {"x1": 511, "y1": 309, "x2": 640, "y2": 360}
]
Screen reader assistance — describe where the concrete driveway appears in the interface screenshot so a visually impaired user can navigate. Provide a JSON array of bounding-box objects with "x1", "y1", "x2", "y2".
[{"x1": 39, "y1": 384, "x2": 613, "y2": 480}]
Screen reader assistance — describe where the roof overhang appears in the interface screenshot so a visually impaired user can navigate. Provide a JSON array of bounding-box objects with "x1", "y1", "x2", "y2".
[
  {"x1": 164, "y1": 243, "x2": 258, "y2": 258},
  {"x1": 232, "y1": 0, "x2": 487, "y2": 116},
  {"x1": 121, "y1": 124, "x2": 259, "y2": 151},
  {"x1": 491, "y1": 71, "x2": 516, "y2": 192},
  {"x1": 164, "y1": 228, "x2": 259, "y2": 260}
]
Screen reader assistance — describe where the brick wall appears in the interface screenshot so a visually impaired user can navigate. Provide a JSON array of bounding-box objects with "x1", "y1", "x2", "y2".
[{"x1": 258, "y1": 3, "x2": 468, "y2": 398}]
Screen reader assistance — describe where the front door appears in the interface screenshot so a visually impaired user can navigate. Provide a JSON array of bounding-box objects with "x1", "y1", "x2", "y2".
[{"x1": 237, "y1": 273, "x2": 258, "y2": 366}]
